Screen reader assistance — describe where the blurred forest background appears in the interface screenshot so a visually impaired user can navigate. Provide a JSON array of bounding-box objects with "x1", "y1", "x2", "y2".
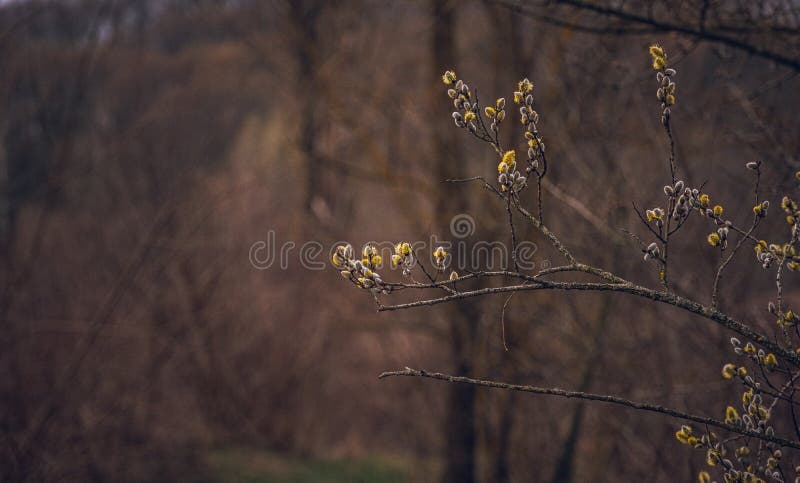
[{"x1": 1, "y1": 0, "x2": 799, "y2": 482}]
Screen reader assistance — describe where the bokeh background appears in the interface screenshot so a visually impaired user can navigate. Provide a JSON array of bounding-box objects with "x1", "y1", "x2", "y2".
[{"x1": 2, "y1": 1, "x2": 799, "y2": 481}]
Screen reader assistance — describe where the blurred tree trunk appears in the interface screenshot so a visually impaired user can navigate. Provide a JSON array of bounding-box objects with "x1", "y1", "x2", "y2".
[
  {"x1": 288, "y1": 1, "x2": 324, "y2": 230},
  {"x1": 490, "y1": 366, "x2": 516, "y2": 483},
  {"x1": 443, "y1": 304, "x2": 479, "y2": 483},
  {"x1": 549, "y1": 293, "x2": 614, "y2": 483},
  {"x1": 430, "y1": 2, "x2": 478, "y2": 482},
  {"x1": 549, "y1": 142, "x2": 625, "y2": 482},
  {"x1": 483, "y1": 5, "x2": 531, "y2": 481}
]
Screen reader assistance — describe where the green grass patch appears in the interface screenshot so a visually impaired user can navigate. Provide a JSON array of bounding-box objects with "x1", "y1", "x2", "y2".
[{"x1": 208, "y1": 447, "x2": 409, "y2": 483}]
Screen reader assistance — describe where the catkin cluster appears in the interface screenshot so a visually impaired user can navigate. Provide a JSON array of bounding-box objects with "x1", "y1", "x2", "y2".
[{"x1": 650, "y1": 44, "x2": 677, "y2": 125}]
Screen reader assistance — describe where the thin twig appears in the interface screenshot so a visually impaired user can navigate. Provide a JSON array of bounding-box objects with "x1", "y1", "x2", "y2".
[
  {"x1": 499, "y1": 292, "x2": 517, "y2": 352},
  {"x1": 632, "y1": 202, "x2": 666, "y2": 243},
  {"x1": 513, "y1": 200, "x2": 577, "y2": 264},
  {"x1": 377, "y1": 275, "x2": 799, "y2": 366},
  {"x1": 378, "y1": 367, "x2": 800, "y2": 450},
  {"x1": 507, "y1": 193, "x2": 519, "y2": 272},
  {"x1": 712, "y1": 217, "x2": 759, "y2": 308}
]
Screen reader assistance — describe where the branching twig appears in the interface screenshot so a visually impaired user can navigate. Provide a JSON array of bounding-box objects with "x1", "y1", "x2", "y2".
[
  {"x1": 377, "y1": 273, "x2": 800, "y2": 367},
  {"x1": 712, "y1": 217, "x2": 759, "y2": 308}
]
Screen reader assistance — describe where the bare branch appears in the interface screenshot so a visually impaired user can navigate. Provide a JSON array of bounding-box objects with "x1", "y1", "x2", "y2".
[
  {"x1": 377, "y1": 273, "x2": 799, "y2": 367},
  {"x1": 379, "y1": 367, "x2": 800, "y2": 450},
  {"x1": 488, "y1": 0, "x2": 800, "y2": 72}
]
